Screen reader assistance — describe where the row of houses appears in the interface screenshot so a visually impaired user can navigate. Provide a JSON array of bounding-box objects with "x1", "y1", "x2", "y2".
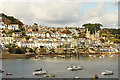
[{"x1": 0, "y1": 22, "x2": 19, "y2": 30}]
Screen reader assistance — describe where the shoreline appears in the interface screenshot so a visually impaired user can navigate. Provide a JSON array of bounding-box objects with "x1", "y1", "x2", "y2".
[{"x1": 1, "y1": 52, "x2": 119, "y2": 59}]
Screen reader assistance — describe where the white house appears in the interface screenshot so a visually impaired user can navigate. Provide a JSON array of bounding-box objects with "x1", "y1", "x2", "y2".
[
  {"x1": 12, "y1": 32, "x2": 22, "y2": 37},
  {"x1": 0, "y1": 37, "x2": 14, "y2": 44},
  {"x1": 8, "y1": 24, "x2": 19, "y2": 30},
  {"x1": 0, "y1": 22, "x2": 4, "y2": 29}
]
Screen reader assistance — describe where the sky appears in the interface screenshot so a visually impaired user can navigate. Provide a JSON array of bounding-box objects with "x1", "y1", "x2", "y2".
[{"x1": 0, "y1": 0, "x2": 119, "y2": 28}]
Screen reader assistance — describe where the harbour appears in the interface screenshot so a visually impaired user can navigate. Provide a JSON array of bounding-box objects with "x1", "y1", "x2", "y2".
[{"x1": 1, "y1": 55, "x2": 118, "y2": 78}]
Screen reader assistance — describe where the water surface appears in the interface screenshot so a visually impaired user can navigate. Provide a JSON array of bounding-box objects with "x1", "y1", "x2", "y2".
[{"x1": 2, "y1": 56, "x2": 118, "y2": 78}]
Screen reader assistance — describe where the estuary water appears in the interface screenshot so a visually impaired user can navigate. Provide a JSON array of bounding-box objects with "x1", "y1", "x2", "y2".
[{"x1": 2, "y1": 56, "x2": 118, "y2": 78}]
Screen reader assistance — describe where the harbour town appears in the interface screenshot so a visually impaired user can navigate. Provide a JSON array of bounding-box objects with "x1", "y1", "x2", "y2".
[
  {"x1": 0, "y1": 13, "x2": 120, "y2": 59},
  {"x1": 0, "y1": 1, "x2": 119, "y2": 79}
]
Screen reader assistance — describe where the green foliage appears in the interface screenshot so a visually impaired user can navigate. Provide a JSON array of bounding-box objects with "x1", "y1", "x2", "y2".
[
  {"x1": 13, "y1": 30, "x2": 20, "y2": 32},
  {"x1": 0, "y1": 13, "x2": 23, "y2": 26},
  {"x1": 20, "y1": 27, "x2": 25, "y2": 31},
  {"x1": 7, "y1": 31, "x2": 13, "y2": 34},
  {"x1": 101, "y1": 32, "x2": 107, "y2": 36},
  {"x1": 5, "y1": 44, "x2": 11, "y2": 48},
  {"x1": 29, "y1": 48, "x2": 34, "y2": 52},
  {"x1": 0, "y1": 13, "x2": 7, "y2": 18},
  {"x1": 50, "y1": 48, "x2": 55, "y2": 52},
  {"x1": 8, "y1": 47, "x2": 26, "y2": 54},
  {"x1": 11, "y1": 44, "x2": 17, "y2": 48},
  {"x1": 22, "y1": 31, "x2": 26, "y2": 36},
  {"x1": 40, "y1": 48, "x2": 46, "y2": 52},
  {"x1": 2, "y1": 30, "x2": 6, "y2": 33},
  {"x1": 25, "y1": 36, "x2": 30, "y2": 40},
  {"x1": 104, "y1": 28, "x2": 120, "y2": 34},
  {"x1": 15, "y1": 48, "x2": 25, "y2": 54},
  {"x1": 114, "y1": 40, "x2": 120, "y2": 43},
  {"x1": 82, "y1": 23, "x2": 103, "y2": 34},
  {"x1": 109, "y1": 38, "x2": 120, "y2": 43},
  {"x1": 100, "y1": 39, "x2": 105, "y2": 43},
  {"x1": 72, "y1": 36, "x2": 78, "y2": 39},
  {"x1": 8, "y1": 47, "x2": 14, "y2": 53}
]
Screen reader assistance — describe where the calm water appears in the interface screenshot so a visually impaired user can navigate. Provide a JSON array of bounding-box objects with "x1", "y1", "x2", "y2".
[{"x1": 2, "y1": 56, "x2": 118, "y2": 78}]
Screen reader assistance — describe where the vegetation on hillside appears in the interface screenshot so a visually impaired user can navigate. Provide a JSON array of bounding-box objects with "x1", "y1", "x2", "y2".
[
  {"x1": 0, "y1": 13, "x2": 23, "y2": 27},
  {"x1": 82, "y1": 23, "x2": 103, "y2": 34}
]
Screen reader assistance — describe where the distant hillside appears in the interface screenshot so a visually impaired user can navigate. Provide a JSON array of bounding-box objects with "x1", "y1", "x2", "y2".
[{"x1": 0, "y1": 13, "x2": 24, "y2": 27}]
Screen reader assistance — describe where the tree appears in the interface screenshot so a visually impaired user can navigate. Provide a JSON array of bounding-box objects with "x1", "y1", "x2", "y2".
[
  {"x1": 8, "y1": 47, "x2": 15, "y2": 53},
  {"x1": 11, "y1": 44, "x2": 17, "y2": 48},
  {"x1": 22, "y1": 31, "x2": 26, "y2": 36},
  {"x1": 20, "y1": 27, "x2": 25, "y2": 31},
  {"x1": 5, "y1": 44, "x2": 11, "y2": 48},
  {"x1": 82, "y1": 23, "x2": 103, "y2": 34},
  {"x1": 29, "y1": 48, "x2": 34, "y2": 52},
  {"x1": 15, "y1": 48, "x2": 25, "y2": 54},
  {"x1": 8, "y1": 47, "x2": 26, "y2": 54},
  {"x1": 25, "y1": 36, "x2": 30, "y2": 40}
]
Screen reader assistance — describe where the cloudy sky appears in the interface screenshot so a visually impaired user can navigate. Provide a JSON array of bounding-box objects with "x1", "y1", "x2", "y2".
[{"x1": 0, "y1": 0, "x2": 118, "y2": 28}]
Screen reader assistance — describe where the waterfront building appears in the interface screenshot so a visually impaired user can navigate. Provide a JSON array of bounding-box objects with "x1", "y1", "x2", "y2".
[{"x1": 0, "y1": 37, "x2": 14, "y2": 44}]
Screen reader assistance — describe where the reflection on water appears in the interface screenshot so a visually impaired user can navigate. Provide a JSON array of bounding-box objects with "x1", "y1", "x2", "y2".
[{"x1": 2, "y1": 56, "x2": 118, "y2": 78}]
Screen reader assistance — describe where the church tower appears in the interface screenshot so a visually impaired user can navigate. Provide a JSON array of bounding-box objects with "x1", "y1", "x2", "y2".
[{"x1": 86, "y1": 28, "x2": 90, "y2": 39}]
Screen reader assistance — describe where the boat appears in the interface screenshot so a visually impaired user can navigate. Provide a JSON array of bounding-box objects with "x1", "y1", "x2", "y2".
[
  {"x1": 35, "y1": 56, "x2": 38, "y2": 59},
  {"x1": 6, "y1": 73, "x2": 12, "y2": 75},
  {"x1": 33, "y1": 68, "x2": 47, "y2": 75},
  {"x1": 92, "y1": 74, "x2": 99, "y2": 79},
  {"x1": 73, "y1": 77, "x2": 80, "y2": 79},
  {"x1": 93, "y1": 55, "x2": 96, "y2": 58},
  {"x1": 53, "y1": 57, "x2": 57, "y2": 59},
  {"x1": 67, "y1": 65, "x2": 84, "y2": 71},
  {"x1": 0, "y1": 70, "x2": 4, "y2": 73},
  {"x1": 89, "y1": 55, "x2": 92, "y2": 57},
  {"x1": 101, "y1": 70, "x2": 114, "y2": 75},
  {"x1": 61, "y1": 56, "x2": 65, "y2": 58},
  {"x1": 42, "y1": 74, "x2": 56, "y2": 78},
  {"x1": 99, "y1": 56, "x2": 104, "y2": 58}
]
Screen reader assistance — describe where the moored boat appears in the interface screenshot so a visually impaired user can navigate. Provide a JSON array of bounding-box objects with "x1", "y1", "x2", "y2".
[
  {"x1": 0, "y1": 70, "x2": 4, "y2": 73},
  {"x1": 67, "y1": 65, "x2": 84, "y2": 71},
  {"x1": 6, "y1": 73, "x2": 12, "y2": 75},
  {"x1": 33, "y1": 68, "x2": 47, "y2": 75},
  {"x1": 101, "y1": 70, "x2": 114, "y2": 75}
]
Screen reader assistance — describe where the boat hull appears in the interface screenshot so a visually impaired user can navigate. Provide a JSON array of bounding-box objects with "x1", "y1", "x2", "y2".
[
  {"x1": 33, "y1": 71, "x2": 47, "y2": 75},
  {"x1": 102, "y1": 71, "x2": 114, "y2": 75},
  {"x1": 67, "y1": 67, "x2": 84, "y2": 71}
]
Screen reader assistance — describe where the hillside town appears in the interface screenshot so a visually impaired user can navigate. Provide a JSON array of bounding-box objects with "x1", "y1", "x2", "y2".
[{"x1": 0, "y1": 14, "x2": 120, "y2": 58}]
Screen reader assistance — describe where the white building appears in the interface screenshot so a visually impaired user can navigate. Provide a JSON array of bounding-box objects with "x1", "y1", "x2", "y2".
[{"x1": 8, "y1": 24, "x2": 19, "y2": 30}]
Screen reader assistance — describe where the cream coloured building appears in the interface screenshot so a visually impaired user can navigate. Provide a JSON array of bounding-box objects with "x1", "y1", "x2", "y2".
[{"x1": 86, "y1": 28, "x2": 100, "y2": 41}]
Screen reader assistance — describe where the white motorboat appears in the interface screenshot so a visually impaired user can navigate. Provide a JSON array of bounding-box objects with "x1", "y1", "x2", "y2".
[
  {"x1": 89, "y1": 55, "x2": 92, "y2": 57},
  {"x1": 101, "y1": 70, "x2": 114, "y2": 75},
  {"x1": 33, "y1": 71, "x2": 47, "y2": 75},
  {"x1": 61, "y1": 56, "x2": 65, "y2": 58},
  {"x1": 67, "y1": 66, "x2": 84, "y2": 71},
  {"x1": 0, "y1": 70, "x2": 4, "y2": 73},
  {"x1": 33, "y1": 68, "x2": 47, "y2": 75},
  {"x1": 53, "y1": 57, "x2": 57, "y2": 59}
]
